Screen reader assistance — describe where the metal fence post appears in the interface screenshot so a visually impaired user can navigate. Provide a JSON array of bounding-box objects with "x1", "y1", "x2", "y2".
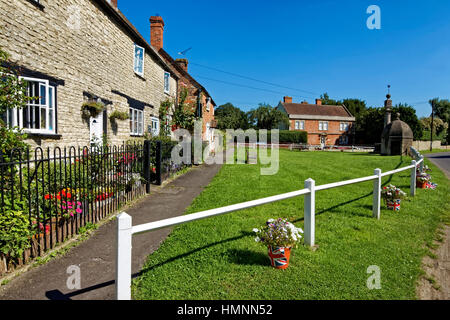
[
  {"x1": 156, "y1": 140, "x2": 162, "y2": 186},
  {"x1": 373, "y1": 168, "x2": 382, "y2": 219},
  {"x1": 304, "y1": 178, "x2": 315, "y2": 247},
  {"x1": 419, "y1": 155, "x2": 424, "y2": 172},
  {"x1": 116, "y1": 212, "x2": 132, "y2": 300},
  {"x1": 143, "y1": 140, "x2": 151, "y2": 194},
  {"x1": 410, "y1": 160, "x2": 417, "y2": 196}
]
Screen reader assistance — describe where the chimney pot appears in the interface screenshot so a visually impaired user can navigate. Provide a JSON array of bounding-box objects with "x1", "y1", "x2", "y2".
[
  {"x1": 175, "y1": 58, "x2": 189, "y2": 73},
  {"x1": 315, "y1": 99, "x2": 322, "y2": 106},
  {"x1": 107, "y1": 0, "x2": 118, "y2": 8},
  {"x1": 283, "y1": 96, "x2": 293, "y2": 104},
  {"x1": 301, "y1": 101, "x2": 309, "y2": 105},
  {"x1": 150, "y1": 16, "x2": 165, "y2": 50}
]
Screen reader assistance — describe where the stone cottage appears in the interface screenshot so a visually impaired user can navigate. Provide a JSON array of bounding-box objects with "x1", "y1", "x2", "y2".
[
  {"x1": 149, "y1": 16, "x2": 217, "y2": 151},
  {"x1": 277, "y1": 97, "x2": 355, "y2": 146},
  {"x1": 0, "y1": 0, "x2": 178, "y2": 149}
]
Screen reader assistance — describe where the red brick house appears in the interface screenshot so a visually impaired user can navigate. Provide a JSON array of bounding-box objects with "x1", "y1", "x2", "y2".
[
  {"x1": 277, "y1": 97, "x2": 355, "y2": 146},
  {"x1": 149, "y1": 16, "x2": 216, "y2": 149}
]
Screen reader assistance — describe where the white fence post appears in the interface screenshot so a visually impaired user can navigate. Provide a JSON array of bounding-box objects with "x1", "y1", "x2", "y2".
[
  {"x1": 372, "y1": 169, "x2": 382, "y2": 219},
  {"x1": 410, "y1": 160, "x2": 417, "y2": 196},
  {"x1": 116, "y1": 212, "x2": 132, "y2": 300},
  {"x1": 419, "y1": 155, "x2": 424, "y2": 172},
  {"x1": 304, "y1": 178, "x2": 316, "y2": 247}
]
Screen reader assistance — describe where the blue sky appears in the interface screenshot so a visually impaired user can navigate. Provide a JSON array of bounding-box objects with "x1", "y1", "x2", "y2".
[{"x1": 119, "y1": 0, "x2": 450, "y2": 118}]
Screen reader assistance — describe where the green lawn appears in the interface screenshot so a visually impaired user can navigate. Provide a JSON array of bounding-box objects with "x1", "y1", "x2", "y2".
[{"x1": 132, "y1": 150, "x2": 450, "y2": 300}]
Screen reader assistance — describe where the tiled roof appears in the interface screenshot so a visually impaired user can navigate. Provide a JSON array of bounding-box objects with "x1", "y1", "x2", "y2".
[
  {"x1": 158, "y1": 48, "x2": 216, "y2": 106},
  {"x1": 282, "y1": 103, "x2": 354, "y2": 118}
]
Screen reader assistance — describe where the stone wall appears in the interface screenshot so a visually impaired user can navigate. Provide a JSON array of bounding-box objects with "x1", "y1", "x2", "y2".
[
  {"x1": 412, "y1": 140, "x2": 445, "y2": 151},
  {"x1": 0, "y1": 0, "x2": 177, "y2": 149}
]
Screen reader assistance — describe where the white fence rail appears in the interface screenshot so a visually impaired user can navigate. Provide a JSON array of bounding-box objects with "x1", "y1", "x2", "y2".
[{"x1": 116, "y1": 148, "x2": 425, "y2": 300}]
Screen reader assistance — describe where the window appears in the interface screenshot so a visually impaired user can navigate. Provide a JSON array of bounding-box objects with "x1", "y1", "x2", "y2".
[
  {"x1": 151, "y1": 117, "x2": 160, "y2": 136},
  {"x1": 295, "y1": 120, "x2": 305, "y2": 130},
  {"x1": 339, "y1": 135, "x2": 349, "y2": 145},
  {"x1": 129, "y1": 108, "x2": 143, "y2": 136},
  {"x1": 5, "y1": 76, "x2": 56, "y2": 134},
  {"x1": 340, "y1": 122, "x2": 349, "y2": 131},
  {"x1": 134, "y1": 44, "x2": 145, "y2": 76},
  {"x1": 319, "y1": 121, "x2": 328, "y2": 131},
  {"x1": 206, "y1": 98, "x2": 211, "y2": 112},
  {"x1": 164, "y1": 72, "x2": 170, "y2": 93}
]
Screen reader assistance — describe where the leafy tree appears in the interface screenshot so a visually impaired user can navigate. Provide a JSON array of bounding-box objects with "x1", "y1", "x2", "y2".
[
  {"x1": 215, "y1": 103, "x2": 249, "y2": 130},
  {"x1": 420, "y1": 117, "x2": 447, "y2": 136},
  {"x1": 172, "y1": 88, "x2": 195, "y2": 131},
  {"x1": 392, "y1": 103, "x2": 423, "y2": 140},
  {"x1": 320, "y1": 92, "x2": 340, "y2": 106},
  {"x1": 0, "y1": 48, "x2": 30, "y2": 159},
  {"x1": 429, "y1": 98, "x2": 450, "y2": 143},
  {"x1": 247, "y1": 103, "x2": 289, "y2": 130},
  {"x1": 356, "y1": 107, "x2": 385, "y2": 144}
]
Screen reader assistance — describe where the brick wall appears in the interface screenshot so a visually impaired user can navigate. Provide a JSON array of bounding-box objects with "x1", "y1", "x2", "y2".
[
  {"x1": 289, "y1": 119, "x2": 353, "y2": 145},
  {"x1": 0, "y1": 0, "x2": 177, "y2": 149}
]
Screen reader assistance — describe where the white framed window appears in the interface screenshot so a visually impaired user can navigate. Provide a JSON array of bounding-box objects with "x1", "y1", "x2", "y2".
[
  {"x1": 340, "y1": 122, "x2": 349, "y2": 131},
  {"x1": 164, "y1": 72, "x2": 170, "y2": 94},
  {"x1": 151, "y1": 117, "x2": 160, "y2": 136},
  {"x1": 295, "y1": 120, "x2": 305, "y2": 130},
  {"x1": 319, "y1": 121, "x2": 328, "y2": 131},
  {"x1": 129, "y1": 108, "x2": 143, "y2": 136},
  {"x1": 5, "y1": 76, "x2": 56, "y2": 134},
  {"x1": 134, "y1": 44, "x2": 145, "y2": 76}
]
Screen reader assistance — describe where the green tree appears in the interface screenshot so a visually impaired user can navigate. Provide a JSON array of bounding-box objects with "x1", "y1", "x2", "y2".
[
  {"x1": 392, "y1": 103, "x2": 423, "y2": 140},
  {"x1": 247, "y1": 103, "x2": 289, "y2": 130},
  {"x1": 172, "y1": 88, "x2": 195, "y2": 131},
  {"x1": 320, "y1": 92, "x2": 340, "y2": 106},
  {"x1": 215, "y1": 103, "x2": 249, "y2": 130},
  {"x1": 0, "y1": 48, "x2": 30, "y2": 158},
  {"x1": 429, "y1": 98, "x2": 450, "y2": 143}
]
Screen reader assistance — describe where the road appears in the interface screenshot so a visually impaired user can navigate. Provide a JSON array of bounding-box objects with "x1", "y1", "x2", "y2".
[{"x1": 425, "y1": 152, "x2": 450, "y2": 178}]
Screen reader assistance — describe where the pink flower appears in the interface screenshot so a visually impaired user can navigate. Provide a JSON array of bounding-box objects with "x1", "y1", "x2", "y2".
[{"x1": 76, "y1": 208, "x2": 82, "y2": 214}]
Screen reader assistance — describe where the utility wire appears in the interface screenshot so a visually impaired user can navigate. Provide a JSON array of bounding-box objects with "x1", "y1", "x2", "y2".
[
  {"x1": 192, "y1": 74, "x2": 314, "y2": 99},
  {"x1": 190, "y1": 62, "x2": 319, "y2": 96}
]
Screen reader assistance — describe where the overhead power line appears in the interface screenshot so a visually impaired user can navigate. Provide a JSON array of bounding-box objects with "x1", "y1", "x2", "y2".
[
  {"x1": 190, "y1": 62, "x2": 319, "y2": 96},
  {"x1": 192, "y1": 74, "x2": 314, "y2": 100}
]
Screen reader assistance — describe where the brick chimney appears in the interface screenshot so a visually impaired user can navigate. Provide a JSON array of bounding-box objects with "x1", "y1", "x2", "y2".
[
  {"x1": 283, "y1": 96, "x2": 293, "y2": 104},
  {"x1": 175, "y1": 58, "x2": 188, "y2": 72},
  {"x1": 150, "y1": 16, "x2": 165, "y2": 50},
  {"x1": 315, "y1": 99, "x2": 322, "y2": 106},
  {"x1": 107, "y1": 0, "x2": 118, "y2": 8}
]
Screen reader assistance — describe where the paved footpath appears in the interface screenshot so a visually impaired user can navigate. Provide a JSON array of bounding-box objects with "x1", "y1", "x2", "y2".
[
  {"x1": 0, "y1": 163, "x2": 222, "y2": 300},
  {"x1": 417, "y1": 152, "x2": 450, "y2": 300}
]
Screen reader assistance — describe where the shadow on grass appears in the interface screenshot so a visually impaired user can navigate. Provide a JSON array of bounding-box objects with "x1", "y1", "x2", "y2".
[
  {"x1": 45, "y1": 231, "x2": 255, "y2": 300},
  {"x1": 226, "y1": 249, "x2": 269, "y2": 267}
]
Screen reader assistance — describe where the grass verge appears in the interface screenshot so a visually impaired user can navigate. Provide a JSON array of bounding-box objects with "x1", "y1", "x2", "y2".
[{"x1": 133, "y1": 150, "x2": 450, "y2": 300}]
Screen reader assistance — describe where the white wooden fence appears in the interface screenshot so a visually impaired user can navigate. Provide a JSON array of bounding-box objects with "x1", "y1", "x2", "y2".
[{"x1": 115, "y1": 148, "x2": 425, "y2": 300}]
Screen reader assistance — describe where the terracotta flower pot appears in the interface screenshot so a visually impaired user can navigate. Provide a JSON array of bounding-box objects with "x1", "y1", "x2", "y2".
[
  {"x1": 386, "y1": 199, "x2": 401, "y2": 211},
  {"x1": 268, "y1": 246, "x2": 291, "y2": 269},
  {"x1": 416, "y1": 180, "x2": 427, "y2": 189}
]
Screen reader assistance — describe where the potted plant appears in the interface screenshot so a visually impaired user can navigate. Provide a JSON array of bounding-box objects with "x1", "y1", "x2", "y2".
[
  {"x1": 416, "y1": 172, "x2": 431, "y2": 189},
  {"x1": 81, "y1": 101, "x2": 105, "y2": 119},
  {"x1": 381, "y1": 184, "x2": 407, "y2": 211},
  {"x1": 253, "y1": 218, "x2": 303, "y2": 269},
  {"x1": 109, "y1": 110, "x2": 130, "y2": 122}
]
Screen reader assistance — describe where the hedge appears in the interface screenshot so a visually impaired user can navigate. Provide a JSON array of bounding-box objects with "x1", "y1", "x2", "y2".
[{"x1": 233, "y1": 130, "x2": 307, "y2": 144}]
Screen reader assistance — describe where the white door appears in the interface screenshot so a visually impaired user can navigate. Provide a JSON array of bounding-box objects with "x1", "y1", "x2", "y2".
[
  {"x1": 320, "y1": 136, "x2": 326, "y2": 149},
  {"x1": 90, "y1": 112, "x2": 103, "y2": 146}
]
